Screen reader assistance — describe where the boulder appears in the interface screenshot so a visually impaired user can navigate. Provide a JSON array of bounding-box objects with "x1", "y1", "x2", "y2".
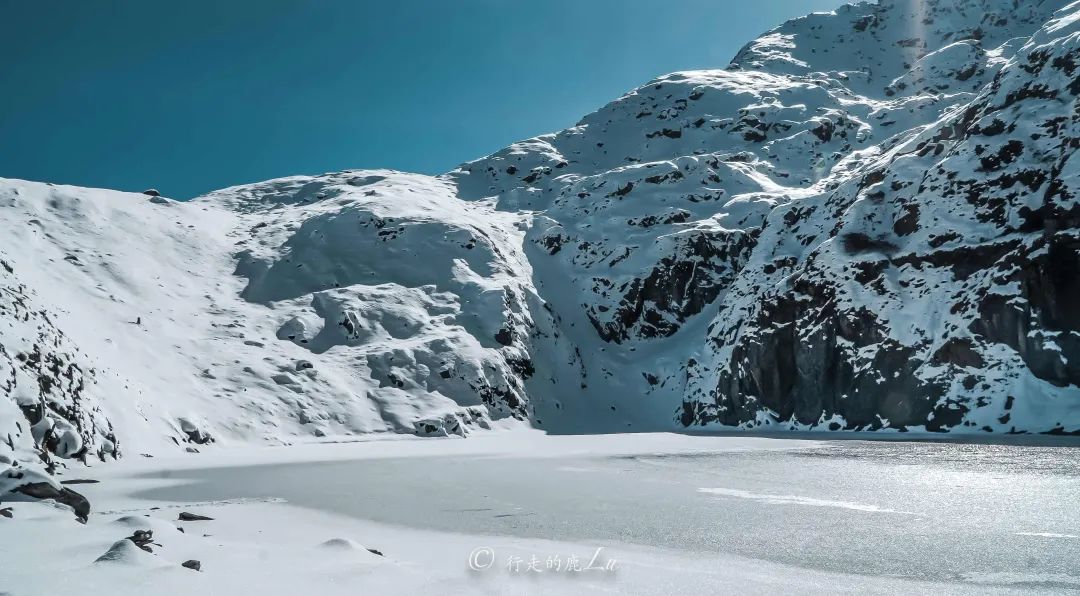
[
  {"x1": 182, "y1": 559, "x2": 201, "y2": 571},
  {"x1": 14, "y1": 481, "x2": 90, "y2": 522}
]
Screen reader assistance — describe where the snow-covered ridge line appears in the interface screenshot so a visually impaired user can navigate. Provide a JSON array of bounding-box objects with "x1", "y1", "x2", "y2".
[{"x1": 4, "y1": 0, "x2": 1080, "y2": 514}]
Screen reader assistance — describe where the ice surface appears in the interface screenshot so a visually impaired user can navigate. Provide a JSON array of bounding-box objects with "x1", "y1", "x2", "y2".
[{"x1": 7, "y1": 433, "x2": 1079, "y2": 594}]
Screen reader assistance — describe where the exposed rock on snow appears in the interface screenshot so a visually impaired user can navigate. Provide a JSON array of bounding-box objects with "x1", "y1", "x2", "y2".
[
  {"x1": 126, "y1": 529, "x2": 159, "y2": 553},
  {"x1": 681, "y1": 0, "x2": 1080, "y2": 432},
  {"x1": 447, "y1": 0, "x2": 1080, "y2": 435},
  {"x1": 12, "y1": 481, "x2": 90, "y2": 522},
  {"x1": 181, "y1": 559, "x2": 201, "y2": 571},
  {"x1": 3, "y1": 0, "x2": 1080, "y2": 503},
  {"x1": 0, "y1": 260, "x2": 108, "y2": 516}
]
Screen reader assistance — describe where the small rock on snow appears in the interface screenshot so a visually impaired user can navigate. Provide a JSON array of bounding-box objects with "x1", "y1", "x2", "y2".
[{"x1": 182, "y1": 559, "x2": 202, "y2": 571}]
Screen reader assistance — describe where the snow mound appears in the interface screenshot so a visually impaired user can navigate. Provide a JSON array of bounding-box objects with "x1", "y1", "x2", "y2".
[{"x1": 94, "y1": 539, "x2": 160, "y2": 566}]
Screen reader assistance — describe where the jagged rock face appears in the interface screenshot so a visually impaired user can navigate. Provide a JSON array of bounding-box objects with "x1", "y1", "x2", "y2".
[
  {"x1": 681, "y1": 1, "x2": 1080, "y2": 433},
  {"x1": 440, "y1": 0, "x2": 1080, "y2": 434},
  {"x1": 452, "y1": 0, "x2": 1080, "y2": 433},
  {"x1": 0, "y1": 260, "x2": 117, "y2": 464},
  {"x1": 733, "y1": 0, "x2": 1062, "y2": 94},
  {"x1": 580, "y1": 229, "x2": 758, "y2": 343},
  {"x1": 0, "y1": 257, "x2": 114, "y2": 514}
]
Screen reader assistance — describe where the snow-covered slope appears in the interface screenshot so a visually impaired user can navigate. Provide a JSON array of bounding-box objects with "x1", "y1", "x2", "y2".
[
  {"x1": 453, "y1": 0, "x2": 1080, "y2": 434},
  {"x1": 4, "y1": 0, "x2": 1080, "y2": 507}
]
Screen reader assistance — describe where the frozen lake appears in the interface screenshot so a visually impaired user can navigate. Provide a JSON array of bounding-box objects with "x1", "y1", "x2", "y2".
[{"x1": 138, "y1": 437, "x2": 1080, "y2": 591}]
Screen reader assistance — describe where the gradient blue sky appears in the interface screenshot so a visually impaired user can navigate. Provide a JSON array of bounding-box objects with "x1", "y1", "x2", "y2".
[{"x1": 1, "y1": 1, "x2": 848, "y2": 198}]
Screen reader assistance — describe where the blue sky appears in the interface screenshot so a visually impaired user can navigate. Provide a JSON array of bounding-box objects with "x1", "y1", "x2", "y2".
[{"x1": 1, "y1": 1, "x2": 848, "y2": 198}]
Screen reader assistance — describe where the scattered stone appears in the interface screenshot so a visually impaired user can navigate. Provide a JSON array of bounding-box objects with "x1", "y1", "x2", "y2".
[
  {"x1": 414, "y1": 413, "x2": 466, "y2": 437},
  {"x1": 141, "y1": 189, "x2": 161, "y2": 196},
  {"x1": 178, "y1": 417, "x2": 213, "y2": 444},
  {"x1": 271, "y1": 373, "x2": 298, "y2": 386},
  {"x1": 182, "y1": 559, "x2": 202, "y2": 571},
  {"x1": 178, "y1": 511, "x2": 214, "y2": 521},
  {"x1": 367, "y1": 548, "x2": 384, "y2": 557},
  {"x1": 127, "y1": 529, "x2": 158, "y2": 553},
  {"x1": 60, "y1": 478, "x2": 100, "y2": 485},
  {"x1": 0, "y1": 507, "x2": 12, "y2": 518}
]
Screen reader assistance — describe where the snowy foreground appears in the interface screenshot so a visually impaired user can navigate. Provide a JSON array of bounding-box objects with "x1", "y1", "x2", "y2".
[{"x1": 3, "y1": 432, "x2": 1079, "y2": 595}]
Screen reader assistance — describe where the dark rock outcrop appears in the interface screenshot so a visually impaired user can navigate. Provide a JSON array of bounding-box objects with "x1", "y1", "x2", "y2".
[{"x1": 14, "y1": 481, "x2": 90, "y2": 521}]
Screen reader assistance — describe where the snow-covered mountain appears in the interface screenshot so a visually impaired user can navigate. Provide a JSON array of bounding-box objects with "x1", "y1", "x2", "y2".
[{"x1": 5, "y1": 0, "x2": 1080, "y2": 503}]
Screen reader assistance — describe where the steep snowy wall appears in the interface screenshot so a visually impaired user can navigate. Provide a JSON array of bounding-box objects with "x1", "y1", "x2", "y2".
[
  {"x1": 450, "y1": 0, "x2": 1080, "y2": 433},
  {"x1": 683, "y1": 3, "x2": 1080, "y2": 432}
]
